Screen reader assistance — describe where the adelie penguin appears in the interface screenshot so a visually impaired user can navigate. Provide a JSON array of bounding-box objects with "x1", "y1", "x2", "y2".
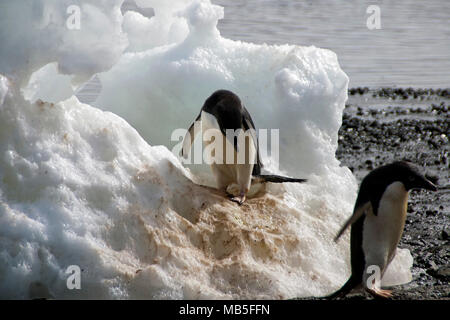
[
  {"x1": 182, "y1": 89, "x2": 307, "y2": 205},
  {"x1": 329, "y1": 161, "x2": 437, "y2": 299}
]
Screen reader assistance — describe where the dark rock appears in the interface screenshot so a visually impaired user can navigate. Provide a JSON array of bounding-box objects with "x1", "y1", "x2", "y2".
[{"x1": 428, "y1": 267, "x2": 450, "y2": 280}]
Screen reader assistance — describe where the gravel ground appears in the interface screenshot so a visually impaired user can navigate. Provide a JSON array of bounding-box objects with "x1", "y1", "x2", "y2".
[{"x1": 333, "y1": 87, "x2": 449, "y2": 300}]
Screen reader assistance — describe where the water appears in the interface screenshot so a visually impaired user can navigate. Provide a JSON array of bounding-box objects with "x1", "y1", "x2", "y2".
[{"x1": 212, "y1": 0, "x2": 450, "y2": 88}]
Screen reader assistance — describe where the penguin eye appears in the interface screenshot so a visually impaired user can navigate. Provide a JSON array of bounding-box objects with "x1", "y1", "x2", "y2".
[{"x1": 408, "y1": 175, "x2": 415, "y2": 182}]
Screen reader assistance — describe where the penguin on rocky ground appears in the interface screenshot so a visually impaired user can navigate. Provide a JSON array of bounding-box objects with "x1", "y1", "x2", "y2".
[{"x1": 328, "y1": 160, "x2": 437, "y2": 299}]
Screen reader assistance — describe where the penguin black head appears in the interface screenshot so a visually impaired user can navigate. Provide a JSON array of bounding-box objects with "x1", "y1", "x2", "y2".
[
  {"x1": 364, "y1": 161, "x2": 437, "y2": 192},
  {"x1": 357, "y1": 161, "x2": 437, "y2": 216},
  {"x1": 388, "y1": 161, "x2": 437, "y2": 191}
]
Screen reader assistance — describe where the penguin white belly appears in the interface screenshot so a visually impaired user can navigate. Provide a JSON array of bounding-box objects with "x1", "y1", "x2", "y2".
[
  {"x1": 201, "y1": 111, "x2": 256, "y2": 194},
  {"x1": 362, "y1": 182, "x2": 409, "y2": 279}
]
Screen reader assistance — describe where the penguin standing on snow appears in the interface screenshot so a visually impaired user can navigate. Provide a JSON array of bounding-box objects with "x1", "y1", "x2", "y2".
[
  {"x1": 329, "y1": 161, "x2": 437, "y2": 299},
  {"x1": 182, "y1": 89, "x2": 306, "y2": 205}
]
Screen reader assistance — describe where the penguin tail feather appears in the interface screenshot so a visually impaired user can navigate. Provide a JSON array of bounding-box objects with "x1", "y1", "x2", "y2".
[
  {"x1": 253, "y1": 174, "x2": 307, "y2": 184},
  {"x1": 325, "y1": 276, "x2": 358, "y2": 300}
]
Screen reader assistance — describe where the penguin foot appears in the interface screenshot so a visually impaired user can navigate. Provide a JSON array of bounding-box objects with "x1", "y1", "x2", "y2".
[
  {"x1": 367, "y1": 288, "x2": 392, "y2": 299},
  {"x1": 229, "y1": 194, "x2": 246, "y2": 205}
]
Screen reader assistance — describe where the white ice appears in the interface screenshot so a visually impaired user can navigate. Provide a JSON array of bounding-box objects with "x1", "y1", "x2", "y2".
[{"x1": 0, "y1": 0, "x2": 413, "y2": 299}]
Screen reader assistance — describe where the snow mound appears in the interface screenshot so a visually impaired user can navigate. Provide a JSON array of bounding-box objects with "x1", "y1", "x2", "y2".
[
  {"x1": 0, "y1": 81, "x2": 349, "y2": 299},
  {"x1": 0, "y1": 0, "x2": 127, "y2": 86}
]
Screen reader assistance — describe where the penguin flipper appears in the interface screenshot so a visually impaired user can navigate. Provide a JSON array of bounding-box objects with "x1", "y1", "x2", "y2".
[
  {"x1": 242, "y1": 106, "x2": 263, "y2": 174},
  {"x1": 242, "y1": 108, "x2": 258, "y2": 149},
  {"x1": 182, "y1": 113, "x2": 201, "y2": 158},
  {"x1": 334, "y1": 201, "x2": 371, "y2": 242},
  {"x1": 244, "y1": 117, "x2": 263, "y2": 170}
]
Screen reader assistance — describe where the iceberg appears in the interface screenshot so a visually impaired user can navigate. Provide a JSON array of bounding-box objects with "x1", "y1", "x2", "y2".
[{"x1": 0, "y1": 0, "x2": 412, "y2": 299}]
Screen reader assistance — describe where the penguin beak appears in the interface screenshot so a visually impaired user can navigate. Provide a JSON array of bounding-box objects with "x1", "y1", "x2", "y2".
[{"x1": 417, "y1": 176, "x2": 437, "y2": 191}]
